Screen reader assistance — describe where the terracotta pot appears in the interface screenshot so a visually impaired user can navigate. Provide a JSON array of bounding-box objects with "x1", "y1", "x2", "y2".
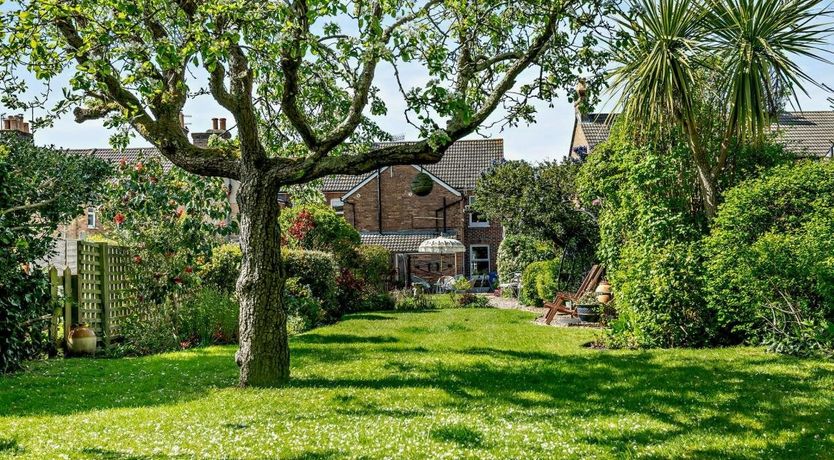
[
  {"x1": 69, "y1": 325, "x2": 97, "y2": 355},
  {"x1": 595, "y1": 280, "x2": 612, "y2": 304}
]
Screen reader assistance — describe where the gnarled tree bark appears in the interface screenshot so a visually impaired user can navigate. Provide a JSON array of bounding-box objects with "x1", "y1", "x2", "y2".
[{"x1": 234, "y1": 168, "x2": 289, "y2": 387}]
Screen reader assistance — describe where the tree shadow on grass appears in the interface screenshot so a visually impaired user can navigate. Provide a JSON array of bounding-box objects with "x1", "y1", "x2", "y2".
[
  {"x1": 293, "y1": 333, "x2": 399, "y2": 344},
  {"x1": 0, "y1": 348, "x2": 236, "y2": 418},
  {"x1": 287, "y1": 347, "x2": 834, "y2": 458}
]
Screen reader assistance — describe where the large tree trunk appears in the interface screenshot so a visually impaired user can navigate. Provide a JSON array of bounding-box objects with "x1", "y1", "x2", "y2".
[{"x1": 235, "y1": 170, "x2": 289, "y2": 387}]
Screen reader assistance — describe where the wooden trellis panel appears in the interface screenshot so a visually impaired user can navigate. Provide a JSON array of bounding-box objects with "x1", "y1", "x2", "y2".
[{"x1": 50, "y1": 241, "x2": 134, "y2": 348}]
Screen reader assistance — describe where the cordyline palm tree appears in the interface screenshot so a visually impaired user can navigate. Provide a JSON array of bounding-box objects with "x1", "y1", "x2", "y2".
[{"x1": 610, "y1": 0, "x2": 832, "y2": 217}]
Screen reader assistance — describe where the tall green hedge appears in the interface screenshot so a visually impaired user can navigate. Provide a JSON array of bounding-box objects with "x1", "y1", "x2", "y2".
[
  {"x1": 496, "y1": 234, "x2": 555, "y2": 285},
  {"x1": 704, "y1": 161, "x2": 834, "y2": 355}
]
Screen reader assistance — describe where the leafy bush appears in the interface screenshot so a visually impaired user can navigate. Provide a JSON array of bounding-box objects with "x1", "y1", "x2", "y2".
[
  {"x1": 0, "y1": 135, "x2": 110, "y2": 372},
  {"x1": 457, "y1": 293, "x2": 490, "y2": 308},
  {"x1": 351, "y1": 245, "x2": 391, "y2": 290},
  {"x1": 0, "y1": 271, "x2": 52, "y2": 372},
  {"x1": 200, "y1": 243, "x2": 242, "y2": 293},
  {"x1": 704, "y1": 161, "x2": 834, "y2": 354},
  {"x1": 284, "y1": 278, "x2": 324, "y2": 333},
  {"x1": 520, "y1": 259, "x2": 561, "y2": 307},
  {"x1": 284, "y1": 249, "x2": 338, "y2": 319},
  {"x1": 100, "y1": 156, "x2": 236, "y2": 306},
  {"x1": 393, "y1": 290, "x2": 437, "y2": 311},
  {"x1": 280, "y1": 205, "x2": 360, "y2": 265},
  {"x1": 178, "y1": 288, "x2": 239, "y2": 346},
  {"x1": 496, "y1": 234, "x2": 555, "y2": 285},
  {"x1": 115, "y1": 301, "x2": 181, "y2": 356}
]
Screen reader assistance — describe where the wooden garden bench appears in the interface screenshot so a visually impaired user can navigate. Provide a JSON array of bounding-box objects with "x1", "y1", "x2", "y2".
[{"x1": 542, "y1": 265, "x2": 604, "y2": 324}]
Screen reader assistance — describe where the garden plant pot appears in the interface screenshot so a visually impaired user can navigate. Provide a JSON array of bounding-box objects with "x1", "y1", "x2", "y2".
[
  {"x1": 595, "y1": 280, "x2": 612, "y2": 304},
  {"x1": 576, "y1": 305, "x2": 600, "y2": 323},
  {"x1": 69, "y1": 325, "x2": 97, "y2": 355}
]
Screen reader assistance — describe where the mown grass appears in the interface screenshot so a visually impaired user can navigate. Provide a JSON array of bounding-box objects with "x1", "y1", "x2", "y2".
[{"x1": 1, "y1": 308, "x2": 833, "y2": 459}]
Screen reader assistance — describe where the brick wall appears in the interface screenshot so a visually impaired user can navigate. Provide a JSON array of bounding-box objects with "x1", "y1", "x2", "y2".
[{"x1": 343, "y1": 165, "x2": 465, "y2": 234}]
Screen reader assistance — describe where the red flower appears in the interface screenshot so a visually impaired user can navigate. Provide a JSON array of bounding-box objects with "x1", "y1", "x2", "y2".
[
  {"x1": 184, "y1": 266, "x2": 193, "y2": 274},
  {"x1": 216, "y1": 219, "x2": 228, "y2": 228},
  {"x1": 175, "y1": 205, "x2": 186, "y2": 218},
  {"x1": 134, "y1": 161, "x2": 144, "y2": 172},
  {"x1": 133, "y1": 255, "x2": 142, "y2": 264},
  {"x1": 173, "y1": 276, "x2": 183, "y2": 285},
  {"x1": 119, "y1": 157, "x2": 127, "y2": 168},
  {"x1": 288, "y1": 210, "x2": 315, "y2": 241},
  {"x1": 114, "y1": 212, "x2": 126, "y2": 225}
]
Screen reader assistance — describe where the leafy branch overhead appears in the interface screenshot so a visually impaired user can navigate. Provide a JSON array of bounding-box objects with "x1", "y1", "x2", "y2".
[{"x1": 1, "y1": 0, "x2": 613, "y2": 182}]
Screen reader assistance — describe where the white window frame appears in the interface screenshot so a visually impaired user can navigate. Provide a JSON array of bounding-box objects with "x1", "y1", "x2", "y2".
[
  {"x1": 469, "y1": 244, "x2": 490, "y2": 276},
  {"x1": 468, "y1": 196, "x2": 489, "y2": 228},
  {"x1": 86, "y1": 207, "x2": 97, "y2": 229},
  {"x1": 330, "y1": 198, "x2": 344, "y2": 216}
]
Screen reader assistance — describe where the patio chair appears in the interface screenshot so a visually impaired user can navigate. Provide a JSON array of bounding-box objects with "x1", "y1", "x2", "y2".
[
  {"x1": 498, "y1": 272, "x2": 522, "y2": 297},
  {"x1": 542, "y1": 265, "x2": 604, "y2": 325},
  {"x1": 435, "y1": 275, "x2": 457, "y2": 293}
]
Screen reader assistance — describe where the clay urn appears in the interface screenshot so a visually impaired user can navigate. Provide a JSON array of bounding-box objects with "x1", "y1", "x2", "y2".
[
  {"x1": 595, "y1": 280, "x2": 612, "y2": 304},
  {"x1": 69, "y1": 324, "x2": 97, "y2": 356}
]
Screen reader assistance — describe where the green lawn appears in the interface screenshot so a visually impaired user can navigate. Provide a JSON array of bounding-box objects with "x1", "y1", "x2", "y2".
[{"x1": 1, "y1": 309, "x2": 833, "y2": 459}]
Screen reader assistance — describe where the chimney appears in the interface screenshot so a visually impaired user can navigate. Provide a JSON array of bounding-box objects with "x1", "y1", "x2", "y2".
[
  {"x1": 1, "y1": 114, "x2": 33, "y2": 139},
  {"x1": 191, "y1": 116, "x2": 232, "y2": 148}
]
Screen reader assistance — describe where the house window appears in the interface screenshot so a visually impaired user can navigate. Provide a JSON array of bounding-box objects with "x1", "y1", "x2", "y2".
[
  {"x1": 470, "y1": 245, "x2": 490, "y2": 276},
  {"x1": 86, "y1": 207, "x2": 96, "y2": 229},
  {"x1": 468, "y1": 196, "x2": 489, "y2": 227},
  {"x1": 330, "y1": 198, "x2": 344, "y2": 216}
]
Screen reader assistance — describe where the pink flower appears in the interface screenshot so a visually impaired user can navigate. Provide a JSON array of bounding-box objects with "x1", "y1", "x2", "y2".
[
  {"x1": 114, "y1": 212, "x2": 126, "y2": 225},
  {"x1": 216, "y1": 220, "x2": 228, "y2": 228},
  {"x1": 175, "y1": 205, "x2": 186, "y2": 218},
  {"x1": 591, "y1": 198, "x2": 601, "y2": 206},
  {"x1": 134, "y1": 161, "x2": 144, "y2": 172},
  {"x1": 119, "y1": 157, "x2": 127, "y2": 168},
  {"x1": 133, "y1": 255, "x2": 142, "y2": 264}
]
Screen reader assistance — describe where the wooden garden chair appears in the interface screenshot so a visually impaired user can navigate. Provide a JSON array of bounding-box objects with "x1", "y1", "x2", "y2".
[{"x1": 542, "y1": 265, "x2": 604, "y2": 324}]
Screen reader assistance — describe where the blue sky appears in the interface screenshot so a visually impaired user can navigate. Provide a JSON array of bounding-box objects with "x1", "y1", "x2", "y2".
[{"x1": 2, "y1": 13, "x2": 832, "y2": 163}]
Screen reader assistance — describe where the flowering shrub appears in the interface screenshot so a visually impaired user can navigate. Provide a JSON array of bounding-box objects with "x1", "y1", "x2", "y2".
[
  {"x1": 280, "y1": 204, "x2": 359, "y2": 265},
  {"x1": 100, "y1": 156, "x2": 236, "y2": 305}
]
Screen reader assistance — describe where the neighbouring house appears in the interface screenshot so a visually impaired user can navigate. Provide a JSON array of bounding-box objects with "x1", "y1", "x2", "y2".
[
  {"x1": 569, "y1": 110, "x2": 834, "y2": 161},
  {"x1": 321, "y1": 139, "x2": 505, "y2": 287},
  {"x1": 3, "y1": 116, "x2": 505, "y2": 284}
]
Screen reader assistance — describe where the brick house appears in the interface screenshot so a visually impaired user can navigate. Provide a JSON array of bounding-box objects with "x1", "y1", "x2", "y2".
[
  {"x1": 3, "y1": 116, "x2": 504, "y2": 282},
  {"x1": 321, "y1": 139, "x2": 505, "y2": 286},
  {"x1": 569, "y1": 111, "x2": 834, "y2": 161}
]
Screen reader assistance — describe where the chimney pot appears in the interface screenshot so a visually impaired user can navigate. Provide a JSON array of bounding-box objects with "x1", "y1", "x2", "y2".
[
  {"x1": 23, "y1": 122, "x2": 30, "y2": 133},
  {"x1": 2, "y1": 118, "x2": 10, "y2": 130},
  {"x1": 219, "y1": 118, "x2": 227, "y2": 131},
  {"x1": 211, "y1": 118, "x2": 219, "y2": 130}
]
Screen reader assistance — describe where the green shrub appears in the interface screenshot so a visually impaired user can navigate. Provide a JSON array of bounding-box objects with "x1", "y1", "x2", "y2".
[
  {"x1": 496, "y1": 234, "x2": 555, "y2": 285},
  {"x1": 200, "y1": 243, "x2": 242, "y2": 293},
  {"x1": 519, "y1": 259, "x2": 560, "y2": 307},
  {"x1": 280, "y1": 205, "x2": 360, "y2": 266},
  {"x1": 457, "y1": 293, "x2": 490, "y2": 308},
  {"x1": 284, "y1": 278, "x2": 324, "y2": 333},
  {"x1": 115, "y1": 301, "x2": 180, "y2": 356},
  {"x1": 178, "y1": 288, "x2": 239, "y2": 346},
  {"x1": 284, "y1": 249, "x2": 338, "y2": 319},
  {"x1": 352, "y1": 245, "x2": 391, "y2": 291},
  {"x1": 393, "y1": 290, "x2": 436, "y2": 311},
  {"x1": 704, "y1": 161, "x2": 834, "y2": 354},
  {"x1": 0, "y1": 270, "x2": 52, "y2": 372}
]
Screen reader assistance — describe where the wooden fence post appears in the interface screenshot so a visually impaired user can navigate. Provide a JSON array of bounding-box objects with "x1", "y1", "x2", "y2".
[
  {"x1": 99, "y1": 243, "x2": 112, "y2": 348},
  {"x1": 48, "y1": 267, "x2": 60, "y2": 352},
  {"x1": 63, "y1": 266, "x2": 74, "y2": 344}
]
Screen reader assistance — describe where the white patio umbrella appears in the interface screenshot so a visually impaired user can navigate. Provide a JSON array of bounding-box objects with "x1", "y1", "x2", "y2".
[{"x1": 418, "y1": 235, "x2": 465, "y2": 276}]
